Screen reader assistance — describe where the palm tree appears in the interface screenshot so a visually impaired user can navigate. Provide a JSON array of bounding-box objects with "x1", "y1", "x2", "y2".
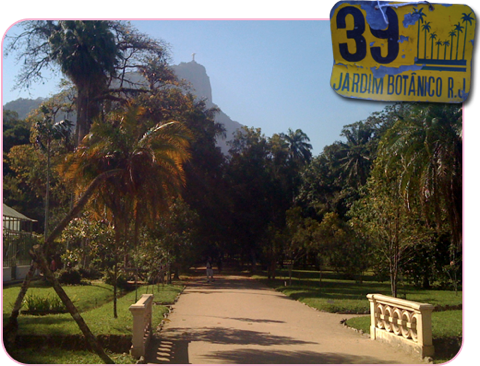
[
  {"x1": 5, "y1": 168, "x2": 122, "y2": 364},
  {"x1": 413, "y1": 8, "x2": 427, "y2": 58},
  {"x1": 443, "y1": 40, "x2": 450, "y2": 59},
  {"x1": 62, "y1": 102, "x2": 191, "y2": 316},
  {"x1": 280, "y1": 128, "x2": 313, "y2": 166},
  {"x1": 77, "y1": 102, "x2": 191, "y2": 226},
  {"x1": 449, "y1": 31, "x2": 457, "y2": 60},
  {"x1": 379, "y1": 104, "x2": 462, "y2": 250},
  {"x1": 461, "y1": 12, "x2": 475, "y2": 59},
  {"x1": 422, "y1": 22, "x2": 432, "y2": 58},
  {"x1": 8, "y1": 21, "x2": 176, "y2": 147},
  {"x1": 48, "y1": 21, "x2": 120, "y2": 145},
  {"x1": 339, "y1": 122, "x2": 374, "y2": 188},
  {"x1": 454, "y1": 22, "x2": 464, "y2": 59},
  {"x1": 429, "y1": 32, "x2": 437, "y2": 59},
  {"x1": 436, "y1": 40, "x2": 443, "y2": 59}
]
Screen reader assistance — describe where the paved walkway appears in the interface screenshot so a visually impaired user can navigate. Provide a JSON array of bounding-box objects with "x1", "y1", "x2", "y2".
[{"x1": 146, "y1": 273, "x2": 424, "y2": 364}]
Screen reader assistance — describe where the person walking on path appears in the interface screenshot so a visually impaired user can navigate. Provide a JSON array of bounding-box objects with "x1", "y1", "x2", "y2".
[{"x1": 206, "y1": 257, "x2": 214, "y2": 282}]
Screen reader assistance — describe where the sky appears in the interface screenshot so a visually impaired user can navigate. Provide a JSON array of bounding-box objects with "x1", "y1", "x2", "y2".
[{"x1": 2, "y1": 18, "x2": 389, "y2": 155}]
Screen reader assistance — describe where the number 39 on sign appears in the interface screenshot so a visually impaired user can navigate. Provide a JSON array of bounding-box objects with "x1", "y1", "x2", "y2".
[{"x1": 330, "y1": 1, "x2": 475, "y2": 103}]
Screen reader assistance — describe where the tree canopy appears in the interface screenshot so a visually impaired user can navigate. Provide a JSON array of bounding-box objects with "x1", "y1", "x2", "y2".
[{"x1": 3, "y1": 20, "x2": 462, "y2": 357}]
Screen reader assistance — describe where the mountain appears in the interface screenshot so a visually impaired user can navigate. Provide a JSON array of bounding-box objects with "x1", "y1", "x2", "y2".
[
  {"x1": 3, "y1": 61, "x2": 242, "y2": 153},
  {"x1": 3, "y1": 97, "x2": 44, "y2": 120},
  {"x1": 171, "y1": 60, "x2": 242, "y2": 154}
]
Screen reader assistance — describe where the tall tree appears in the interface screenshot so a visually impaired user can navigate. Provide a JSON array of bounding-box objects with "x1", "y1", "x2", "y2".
[
  {"x1": 225, "y1": 127, "x2": 273, "y2": 263},
  {"x1": 349, "y1": 172, "x2": 430, "y2": 297},
  {"x1": 379, "y1": 103, "x2": 462, "y2": 250},
  {"x1": 280, "y1": 128, "x2": 313, "y2": 166},
  {"x1": 5, "y1": 20, "x2": 174, "y2": 145},
  {"x1": 4, "y1": 169, "x2": 122, "y2": 364},
  {"x1": 47, "y1": 21, "x2": 120, "y2": 143},
  {"x1": 33, "y1": 104, "x2": 73, "y2": 237},
  {"x1": 339, "y1": 121, "x2": 376, "y2": 188},
  {"x1": 296, "y1": 147, "x2": 344, "y2": 219},
  {"x1": 61, "y1": 102, "x2": 191, "y2": 316}
]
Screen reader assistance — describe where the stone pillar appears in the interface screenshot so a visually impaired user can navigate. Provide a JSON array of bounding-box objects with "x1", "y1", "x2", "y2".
[
  {"x1": 367, "y1": 294, "x2": 377, "y2": 340},
  {"x1": 415, "y1": 305, "x2": 435, "y2": 358},
  {"x1": 129, "y1": 294, "x2": 153, "y2": 359}
]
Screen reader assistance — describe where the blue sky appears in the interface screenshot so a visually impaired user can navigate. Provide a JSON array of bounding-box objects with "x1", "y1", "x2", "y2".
[{"x1": 2, "y1": 18, "x2": 390, "y2": 156}]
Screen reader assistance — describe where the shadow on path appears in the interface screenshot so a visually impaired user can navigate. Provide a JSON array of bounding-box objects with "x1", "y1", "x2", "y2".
[
  {"x1": 145, "y1": 274, "x2": 421, "y2": 364},
  {"x1": 145, "y1": 339, "x2": 406, "y2": 364},
  {"x1": 145, "y1": 337, "x2": 189, "y2": 364},
  {"x1": 205, "y1": 349, "x2": 407, "y2": 364},
  {"x1": 160, "y1": 326, "x2": 317, "y2": 346}
]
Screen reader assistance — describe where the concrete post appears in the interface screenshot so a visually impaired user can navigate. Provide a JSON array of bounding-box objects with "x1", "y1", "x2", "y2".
[{"x1": 129, "y1": 294, "x2": 153, "y2": 359}]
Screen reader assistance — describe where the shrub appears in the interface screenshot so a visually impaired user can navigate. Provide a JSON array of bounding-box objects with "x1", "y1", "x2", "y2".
[
  {"x1": 78, "y1": 266, "x2": 102, "y2": 280},
  {"x1": 102, "y1": 270, "x2": 129, "y2": 290},
  {"x1": 56, "y1": 268, "x2": 82, "y2": 285},
  {"x1": 22, "y1": 293, "x2": 67, "y2": 313}
]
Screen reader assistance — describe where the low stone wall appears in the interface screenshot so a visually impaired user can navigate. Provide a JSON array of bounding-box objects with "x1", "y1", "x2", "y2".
[
  {"x1": 3, "y1": 265, "x2": 35, "y2": 282},
  {"x1": 367, "y1": 293, "x2": 435, "y2": 359}
]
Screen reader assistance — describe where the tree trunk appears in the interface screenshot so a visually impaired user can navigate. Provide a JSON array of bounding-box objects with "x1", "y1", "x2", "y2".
[
  {"x1": 134, "y1": 203, "x2": 141, "y2": 302},
  {"x1": 34, "y1": 248, "x2": 114, "y2": 364},
  {"x1": 288, "y1": 262, "x2": 293, "y2": 286},
  {"x1": 113, "y1": 220, "x2": 121, "y2": 319},
  {"x1": 3, "y1": 261, "x2": 37, "y2": 348},
  {"x1": 316, "y1": 256, "x2": 323, "y2": 286},
  {"x1": 4, "y1": 170, "x2": 122, "y2": 350},
  {"x1": 76, "y1": 82, "x2": 103, "y2": 146},
  {"x1": 390, "y1": 261, "x2": 398, "y2": 298},
  {"x1": 268, "y1": 256, "x2": 276, "y2": 280},
  {"x1": 76, "y1": 88, "x2": 90, "y2": 146},
  {"x1": 391, "y1": 276, "x2": 397, "y2": 298},
  {"x1": 46, "y1": 169, "x2": 123, "y2": 246},
  {"x1": 44, "y1": 139, "x2": 51, "y2": 238},
  {"x1": 113, "y1": 261, "x2": 118, "y2": 319}
]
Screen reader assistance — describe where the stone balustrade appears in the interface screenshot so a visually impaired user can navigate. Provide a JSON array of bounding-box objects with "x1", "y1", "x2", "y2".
[
  {"x1": 129, "y1": 294, "x2": 154, "y2": 359},
  {"x1": 367, "y1": 294, "x2": 435, "y2": 359}
]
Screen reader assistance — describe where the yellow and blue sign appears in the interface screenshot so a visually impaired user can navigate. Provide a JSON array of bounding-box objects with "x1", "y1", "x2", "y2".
[{"x1": 330, "y1": 1, "x2": 475, "y2": 103}]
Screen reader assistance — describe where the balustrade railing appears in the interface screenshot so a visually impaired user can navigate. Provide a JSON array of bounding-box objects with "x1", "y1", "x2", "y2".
[
  {"x1": 129, "y1": 294, "x2": 154, "y2": 359},
  {"x1": 367, "y1": 294, "x2": 435, "y2": 358}
]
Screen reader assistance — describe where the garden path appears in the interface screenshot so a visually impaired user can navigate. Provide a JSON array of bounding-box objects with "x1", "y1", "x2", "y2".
[{"x1": 145, "y1": 273, "x2": 425, "y2": 364}]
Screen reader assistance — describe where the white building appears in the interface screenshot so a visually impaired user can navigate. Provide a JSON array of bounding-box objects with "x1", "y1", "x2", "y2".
[{"x1": 3, "y1": 203, "x2": 37, "y2": 281}]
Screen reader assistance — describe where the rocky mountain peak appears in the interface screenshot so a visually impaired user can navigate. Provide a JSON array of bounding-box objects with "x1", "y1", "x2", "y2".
[{"x1": 171, "y1": 60, "x2": 242, "y2": 154}]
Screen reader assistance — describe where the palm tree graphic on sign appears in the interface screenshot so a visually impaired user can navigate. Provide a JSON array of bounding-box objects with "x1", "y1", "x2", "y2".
[
  {"x1": 413, "y1": 7, "x2": 474, "y2": 72},
  {"x1": 461, "y1": 12, "x2": 474, "y2": 59}
]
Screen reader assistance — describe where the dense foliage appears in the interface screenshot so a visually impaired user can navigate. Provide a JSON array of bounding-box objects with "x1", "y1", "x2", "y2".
[{"x1": 4, "y1": 21, "x2": 462, "y2": 303}]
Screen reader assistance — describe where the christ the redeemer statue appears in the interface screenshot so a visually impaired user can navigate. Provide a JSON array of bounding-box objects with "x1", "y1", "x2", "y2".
[{"x1": 192, "y1": 53, "x2": 196, "y2": 62}]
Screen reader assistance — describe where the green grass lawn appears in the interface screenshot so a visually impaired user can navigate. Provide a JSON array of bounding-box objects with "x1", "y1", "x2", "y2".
[
  {"x1": 7, "y1": 348, "x2": 137, "y2": 364},
  {"x1": 3, "y1": 281, "x2": 183, "y2": 336},
  {"x1": 256, "y1": 269, "x2": 462, "y2": 363},
  {"x1": 345, "y1": 310, "x2": 463, "y2": 338},
  {"x1": 3, "y1": 280, "x2": 184, "y2": 364},
  {"x1": 255, "y1": 269, "x2": 462, "y2": 314},
  {"x1": 3, "y1": 280, "x2": 115, "y2": 315},
  {"x1": 345, "y1": 311, "x2": 462, "y2": 363}
]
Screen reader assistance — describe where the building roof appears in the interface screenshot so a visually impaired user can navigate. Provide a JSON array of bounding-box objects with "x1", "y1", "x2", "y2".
[{"x1": 3, "y1": 203, "x2": 37, "y2": 222}]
